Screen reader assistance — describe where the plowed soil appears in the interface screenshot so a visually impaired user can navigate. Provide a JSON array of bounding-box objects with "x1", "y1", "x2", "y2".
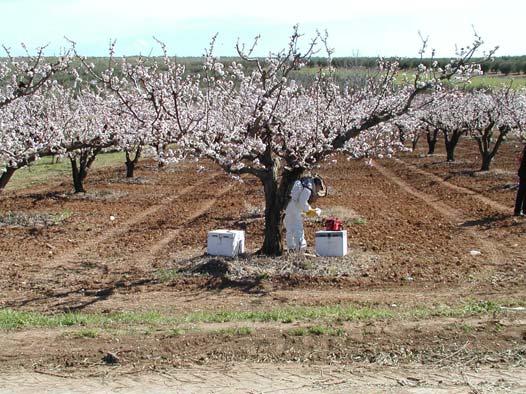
[{"x1": 0, "y1": 139, "x2": 525, "y2": 392}]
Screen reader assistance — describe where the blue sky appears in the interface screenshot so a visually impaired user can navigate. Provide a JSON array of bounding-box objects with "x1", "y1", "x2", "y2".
[{"x1": 0, "y1": 0, "x2": 523, "y2": 58}]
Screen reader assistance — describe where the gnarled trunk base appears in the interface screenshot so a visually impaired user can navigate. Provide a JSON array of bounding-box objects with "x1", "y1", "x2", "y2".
[
  {"x1": 259, "y1": 165, "x2": 304, "y2": 256},
  {"x1": 0, "y1": 167, "x2": 16, "y2": 192}
]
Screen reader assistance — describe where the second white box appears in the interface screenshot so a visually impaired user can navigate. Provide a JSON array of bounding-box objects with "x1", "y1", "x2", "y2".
[
  {"x1": 207, "y1": 230, "x2": 245, "y2": 257},
  {"x1": 315, "y1": 230, "x2": 348, "y2": 257}
]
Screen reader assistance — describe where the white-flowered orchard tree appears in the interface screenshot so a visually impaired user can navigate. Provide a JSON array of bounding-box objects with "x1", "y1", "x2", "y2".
[
  {"x1": 0, "y1": 82, "x2": 119, "y2": 193},
  {"x1": 391, "y1": 106, "x2": 429, "y2": 152},
  {"x1": 73, "y1": 40, "x2": 206, "y2": 176},
  {"x1": 59, "y1": 85, "x2": 122, "y2": 193},
  {"x1": 390, "y1": 94, "x2": 439, "y2": 154},
  {"x1": 464, "y1": 89, "x2": 521, "y2": 171},
  {"x1": 0, "y1": 44, "x2": 70, "y2": 109},
  {"x1": 500, "y1": 88, "x2": 526, "y2": 142},
  {"x1": 0, "y1": 85, "x2": 63, "y2": 190},
  {"x1": 0, "y1": 45, "x2": 71, "y2": 191},
  {"x1": 419, "y1": 90, "x2": 471, "y2": 162},
  {"x1": 420, "y1": 88, "x2": 518, "y2": 168},
  {"x1": 191, "y1": 28, "x2": 489, "y2": 255}
]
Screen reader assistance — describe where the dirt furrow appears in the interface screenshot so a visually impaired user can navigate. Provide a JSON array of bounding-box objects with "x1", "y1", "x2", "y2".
[
  {"x1": 49, "y1": 173, "x2": 219, "y2": 266},
  {"x1": 139, "y1": 183, "x2": 236, "y2": 261},
  {"x1": 395, "y1": 158, "x2": 512, "y2": 214},
  {"x1": 372, "y1": 160, "x2": 505, "y2": 267}
]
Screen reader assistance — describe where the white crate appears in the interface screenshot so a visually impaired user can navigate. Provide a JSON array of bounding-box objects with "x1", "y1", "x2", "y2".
[
  {"x1": 315, "y1": 230, "x2": 348, "y2": 257},
  {"x1": 207, "y1": 230, "x2": 245, "y2": 257}
]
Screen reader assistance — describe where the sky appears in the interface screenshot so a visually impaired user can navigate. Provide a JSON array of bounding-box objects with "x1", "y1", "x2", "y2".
[{"x1": 0, "y1": 0, "x2": 524, "y2": 58}]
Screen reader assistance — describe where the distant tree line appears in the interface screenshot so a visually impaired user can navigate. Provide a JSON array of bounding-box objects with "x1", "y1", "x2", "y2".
[{"x1": 308, "y1": 56, "x2": 526, "y2": 75}]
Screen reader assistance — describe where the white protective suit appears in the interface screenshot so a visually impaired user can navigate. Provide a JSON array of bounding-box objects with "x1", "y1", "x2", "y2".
[{"x1": 284, "y1": 179, "x2": 314, "y2": 251}]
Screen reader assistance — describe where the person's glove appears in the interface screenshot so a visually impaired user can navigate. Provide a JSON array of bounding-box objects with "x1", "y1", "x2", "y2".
[{"x1": 305, "y1": 208, "x2": 322, "y2": 217}]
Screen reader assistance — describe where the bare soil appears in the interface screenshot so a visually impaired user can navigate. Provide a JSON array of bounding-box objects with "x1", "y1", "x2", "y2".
[{"x1": 0, "y1": 139, "x2": 525, "y2": 392}]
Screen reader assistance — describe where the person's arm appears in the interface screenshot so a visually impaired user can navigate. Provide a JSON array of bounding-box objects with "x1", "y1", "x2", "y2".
[{"x1": 297, "y1": 187, "x2": 312, "y2": 213}]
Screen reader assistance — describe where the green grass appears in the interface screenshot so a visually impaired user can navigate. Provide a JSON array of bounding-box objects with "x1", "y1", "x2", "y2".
[
  {"x1": 0, "y1": 209, "x2": 72, "y2": 227},
  {"x1": 168, "y1": 328, "x2": 186, "y2": 337},
  {"x1": 0, "y1": 309, "x2": 165, "y2": 330},
  {"x1": 155, "y1": 269, "x2": 181, "y2": 282},
  {"x1": 182, "y1": 304, "x2": 394, "y2": 324},
  {"x1": 71, "y1": 328, "x2": 99, "y2": 338},
  {"x1": 352, "y1": 217, "x2": 367, "y2": 225},
  {"x1": 0, "y1": 300, "x2": 509, "y2": 331},
  {"x1": 4, "y1": 151, "x2": 126, "y2": 191},
  {"x1": 216, "y1": 327, "x2": 253, "y2": 336},
  {"x1": 287, "y1": 326, "x2": 345, "y2": 337},
  {"x1": 288, "y1": 327, "x2": 307, "y2": 336},
  {"x1": 297, "y1": 67, "x2": 526, "y2": 90},
  {"x1": 407, "y1": 300, "x2": 500, "y2": 319},
  {"x1": 469, "y1": 74, "x2": 526, "y2": 89},
  {"x1": 456, "y1": 323, "x2": 475, "y2": 334}
]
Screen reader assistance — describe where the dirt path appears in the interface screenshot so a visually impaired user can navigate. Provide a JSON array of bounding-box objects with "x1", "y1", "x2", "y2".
[
  {"x1": 1, "y1": 150, "x2": 525, "y2": 385},
  {"x1": 138, "y1": 183, "x2": 236, "y2": 261},
  {"x1": 50, "y1": 173, "x2": 218, "y2": 266},
  {"x1": 371, "y1": 160, "x2": 505, "y2": 267},
  {"x1": 394, "y1": 158, "x2": 512, "y2": 214},
  {"x1": 1, "y1": 363, "x2": 525, "y2": 393}
]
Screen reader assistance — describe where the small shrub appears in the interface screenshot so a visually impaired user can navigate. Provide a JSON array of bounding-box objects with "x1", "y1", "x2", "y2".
[
  {"x1": 156, "y1": 269, "x2": 180, "y2": 282},
  {"x1": 169, "y1": 328, "x2": 186, "y2": 337},
  {"x1": 0, "y1": 210, "x2": 72, "y2": 227},
  {"x1": 218, "y1": 327, "x2": 253, "y2": 336},
  {"x1": 73, "y1": 328, "x2": 99, "y2": 338},
  {"x1": 287, "y1": 326, "x2": 344, "y2": 336},
  {"x1": 458, "y1": 323, "x2": 475, "y2": 333},
  {"x1": 307, "y1": 326, "x2": 326, "y2": 335},
  {"x1": 288, "y1": 328, "x2": 307, "y2": 336}
]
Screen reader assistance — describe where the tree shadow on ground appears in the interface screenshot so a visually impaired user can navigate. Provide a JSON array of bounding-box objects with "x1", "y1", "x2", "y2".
[
  {"x1": 460, "y1": 213, "x2": 513, "y2": 229},
  {"x1": 4, "y1": 278, "x2": 155, "y2": 313},
  {"x1": 444, "y1": 170, "x2": 475, "y2": 181},
  {"x1": 176, "y1": 255, "x2": 268, "y2": 295},
  {"x1": 206, "y1": 276, "x2": 267, "y2": 295}
]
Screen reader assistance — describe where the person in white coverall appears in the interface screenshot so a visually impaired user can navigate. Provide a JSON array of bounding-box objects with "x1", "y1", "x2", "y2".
[{"x1": 284, "y1": 176, "x2": 326, "y2": 251}]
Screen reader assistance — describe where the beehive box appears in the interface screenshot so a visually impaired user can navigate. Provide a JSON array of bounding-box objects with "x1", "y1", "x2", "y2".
[
  {"x1": 207, "y1": 230, "x2": 245, "y2": 257},
  {"x1": 315, "y1": 230, "x2": 348, "y2": 257}
]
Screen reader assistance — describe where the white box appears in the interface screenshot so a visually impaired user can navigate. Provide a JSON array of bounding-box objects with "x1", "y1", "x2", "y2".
[
  {"x1": 315, "y1": 230, "x2": 348, "y2": 257},
  {"x1": 207, "y1": 230, "x2": 245, "y2": 257}
]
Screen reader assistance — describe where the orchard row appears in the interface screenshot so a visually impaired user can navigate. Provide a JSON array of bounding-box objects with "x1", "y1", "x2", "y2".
[{"x1": 1, "y1": 29, "x2": 521, "y2": 254}]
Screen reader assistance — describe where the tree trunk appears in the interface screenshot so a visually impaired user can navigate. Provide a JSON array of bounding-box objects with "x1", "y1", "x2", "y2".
[
  {"x1": 260, "y1": 175, "x2": 283, "y2": 256},
  {"x1": 0, "y1": 167, "x2": 16, "y2": 192},
  {"x1": 411, "y1": 134, "x2": 420, "y2": 152},
  {"x1": 480, "y1": 154, "x2": 492, "y2": 172},
  {"x1": 125, "y1": 160, "x2": 134, "y2": 178},
  {"x1": 70, "y1": 149, "x2": 100, "y2": 193},
  {"x1": 259, "y1": 162, "x2": 303, "y2": 256},
  {"x1": 476, "y1": 127, "x2": 507, "y2": 172},
  {"x1": 426, "y1": 129, "x2": 438, "y2": 155},
  {"x1": 397, "y1": 125, "x2": 406, "y2": 145},
  {"x1": 156, "y1": 144, "x2": 167, "y2": 169},
  {"x1": 125, "y1": 146, "x2": 142, "y2": 178},
  {"x1": 444, "y1": 131, "x2": 461, "y2": 162},
  {"x1": 445, "y1": 143, "x2": 455, "y2": 162},
  {"x1": 71, "y1": 158, "x2": 86, "y2": 193}
]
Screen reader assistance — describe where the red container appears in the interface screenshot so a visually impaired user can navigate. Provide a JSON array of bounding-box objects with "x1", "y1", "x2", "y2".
[{"x1": 324, "y1": 217, "x2": 343, "y2": 231}]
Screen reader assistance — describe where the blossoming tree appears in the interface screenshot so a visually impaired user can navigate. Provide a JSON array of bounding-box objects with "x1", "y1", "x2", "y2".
[
  {"x1": 464, "y1": 89, "x2": 521, "y2": 171},
  {"x1": 0, "y1": 87, "x2": 62, "y2": 190},
  {"x1": 191, "y1": 28, "x2": 488, "y2": 255},
  {"x1": 0, "y1": 44, "x2": 70, "y2": 109},
  {"x1": 72, "y1": 40, "x2": 205, "y2": 176}
]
